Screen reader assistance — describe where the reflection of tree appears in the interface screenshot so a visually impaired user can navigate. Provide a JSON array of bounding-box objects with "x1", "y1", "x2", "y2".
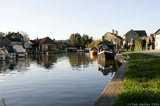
[
  {"x1": 36, "y1": 54, "x2": 57, "y2": 69},
  {"x1": 68, "y1": 53, "x2": 94, "y2": 68},
  {"x1": 98, "y1": 60, "x2": 121, "y2": 76}
]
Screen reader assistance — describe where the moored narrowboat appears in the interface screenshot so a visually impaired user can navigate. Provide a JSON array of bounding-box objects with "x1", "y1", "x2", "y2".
[
  {"x1": 98, "y1": 43, "x2": 115, "y2": 61},
  {"x1": 90, "y1": 47, "x2": 98, "y2": 55}
]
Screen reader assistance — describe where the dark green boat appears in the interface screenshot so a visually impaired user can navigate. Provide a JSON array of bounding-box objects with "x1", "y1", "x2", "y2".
[{"x1": 98, "y1": 43, "x2": 115, "y2": 61}]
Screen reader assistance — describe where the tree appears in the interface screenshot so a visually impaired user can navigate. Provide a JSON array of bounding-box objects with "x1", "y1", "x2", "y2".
[
  {"x1": 0, "y1": 32, "x2": 5, "y2": 37},
  {"x1": 69, "y1": 33, "x2": 93, "y2": 48},
  {"x1": 19, "y1": 31, "x2": 30, "y2": 41},
  {"x1": 87, "y1": 40, "x2": 101, "y2": 48},
  {"x1": 6, "y1": 32, "x2": 24, "y2": 41},
  {"x1": 75, "y1": 33, "x2": 81, "y2": 47},
  {"x1": 69, "y1": 33, "x2": 81, "y2": 47},
  {"x1": 69, "y1": 34, "x2": 77, "y2": 47},
  {"x1": 80, "y1": 34, "x2": 89, "y2": 48}
]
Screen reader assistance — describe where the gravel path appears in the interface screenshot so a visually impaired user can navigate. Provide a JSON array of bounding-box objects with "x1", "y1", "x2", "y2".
[{"x1": 136, "y1": 50, "x2": 160, "y2": 56}]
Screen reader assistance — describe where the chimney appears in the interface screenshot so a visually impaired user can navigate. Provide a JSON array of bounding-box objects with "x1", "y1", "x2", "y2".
[
  {"x1": 116, "y1": 30, "x2": 118, "y2": 35},
  {"x1": 112, "y1": 29, "x2": 114, "y2": 34}
]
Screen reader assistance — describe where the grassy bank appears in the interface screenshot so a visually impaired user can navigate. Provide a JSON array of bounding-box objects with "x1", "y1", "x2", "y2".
[{"x1": 115, "y1": 52, "x2": 160, "y2": 106}]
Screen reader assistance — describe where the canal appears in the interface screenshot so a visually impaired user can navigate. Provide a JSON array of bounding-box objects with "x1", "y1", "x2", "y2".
[{"x1": 0, "y1": 53, "x2": 121, "y2": 106}]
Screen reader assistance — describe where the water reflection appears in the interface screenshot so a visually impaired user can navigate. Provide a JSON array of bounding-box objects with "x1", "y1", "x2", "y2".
[
  {"x1": 0, "y1": 53, "x2": 122, "y2": 106},
  {"x1": 68, "y1": 53, "x2": 95, "y2": 68},
  {"x1": 0, "y1": 98, "x2": 6, "y2": 106},
  {"x1": 30, "y1": 54, "x2": 57, "y2": 69},
  {"x1": 0, "y1": 58, "x2": 30, "y2": 73},
  {"x1": 89, "y1": 54, "x2": 97, "y2": 60},
  {"x1": 0, "y1": 53, "x2": 121, "y2": 75},
  {"x1": 98, "y1": 60, "x2": 121, "y2": 76}
]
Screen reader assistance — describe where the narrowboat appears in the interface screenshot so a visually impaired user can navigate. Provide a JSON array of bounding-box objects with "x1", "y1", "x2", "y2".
[
  {"x1": 90, "y1": 47, "x2": 98, "y2": 55},
  {"x1": 13, "y1": 45, "x2": 26, "y2": 59},
  {"x1": 98, "y1": 44, "x2": 115, "y2": 61}
]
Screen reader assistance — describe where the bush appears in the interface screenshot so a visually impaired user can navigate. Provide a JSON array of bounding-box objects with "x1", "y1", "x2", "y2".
[
  {"x1": 134, "y1": 39, "x2": 147, "y2": 50},
  {"x1": 134, "y1": 39, "x2": 142, "y2": 50}
]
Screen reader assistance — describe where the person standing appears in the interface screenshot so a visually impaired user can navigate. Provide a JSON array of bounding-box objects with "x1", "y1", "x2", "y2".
[
  {"x1": 116, "y1": 41, "x2": 119, "y2": 53},
  {"x1": 146, "y1": 39, "x2": 151, "y2": 51},
  {"x1": 141, "y1": 39, "x2": 146, "y2": 51},
  {"x1": 123, "y1": 40, "x2": 129, "y2": 51},
  {"x1": 130, "y1": 38, "x2": 135, "y2": 51}
]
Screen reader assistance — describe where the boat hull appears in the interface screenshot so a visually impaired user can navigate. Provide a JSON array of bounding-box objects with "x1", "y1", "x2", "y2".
[{"x1": 98, "y1": 51, "x2": 115, "y2": 61}]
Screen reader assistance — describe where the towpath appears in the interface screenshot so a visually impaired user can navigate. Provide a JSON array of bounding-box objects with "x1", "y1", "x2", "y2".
[
  {"x1": 94, "y1": 54, "x2": 128, "y2": 106},
  {"x1": 136, "y1": 50, "x2": 160, "y2": 56}
]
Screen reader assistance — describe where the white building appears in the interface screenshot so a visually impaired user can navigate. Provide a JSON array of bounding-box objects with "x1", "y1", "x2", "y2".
[{"x1": 154, "y1": 29, "x2": 160, "y2": 50}]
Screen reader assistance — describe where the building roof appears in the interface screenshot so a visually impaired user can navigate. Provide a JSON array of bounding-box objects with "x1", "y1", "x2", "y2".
[
  {"x1": 38, "y1": 37, "x2": 56, "y2": 45},
  {"x1": 134, "y1": 30, "x2": 147, "y2": 37},
  {"x1": 155, "y1": 28, "x2": 160, "y2": 35}
]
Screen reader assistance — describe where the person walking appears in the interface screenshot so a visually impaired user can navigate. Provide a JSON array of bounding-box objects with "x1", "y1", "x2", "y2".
[{"x1": 141, "y1": 38, "x2": 146, "y2": 51}]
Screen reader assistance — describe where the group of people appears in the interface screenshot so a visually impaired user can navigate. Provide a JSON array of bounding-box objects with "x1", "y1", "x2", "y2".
[
  {"x1": 141, "y1": 38, "x2": 153, "y2": 51},
  {"x1": 122, "y1": 38, "x2": 154, "y2": 51},
  {"x1": 123, "y1": 38, "x2": 135, "y2": 51},
  {"x1": 113, "y1": 37, "x2": 155, "y2": 53}
]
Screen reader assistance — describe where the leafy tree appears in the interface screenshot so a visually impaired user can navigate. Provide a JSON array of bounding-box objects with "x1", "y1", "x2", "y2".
[
  {"x1": 69, "y1": 33, "x2": 93, "y2": 48},
  {"x1": 6, "y1": 32, "x2": 24, "y2": 41},
  {"x1": 19, "y1": 31, "x2": 30, "y2": 41},
  {"x1": 69, "y1": 33, "x2": 80, "y2": 47},
  {"x1": 87, "y1": 40, "x2": 101, "y2": 48},
  {"x1": 80, "y1": 34, "x2": 89, "y2": 48},
  {"x1": 75, "y1": 33, "x2": 81, "y2": 47}
]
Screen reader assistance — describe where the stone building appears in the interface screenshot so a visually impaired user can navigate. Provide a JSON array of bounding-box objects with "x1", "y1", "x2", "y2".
[
  {"x1": 103, "y1": 30, "x2": 122, "y2": 46},
  {"x1": 123, "y1": 29, "x2": 147, "y2": 43}
]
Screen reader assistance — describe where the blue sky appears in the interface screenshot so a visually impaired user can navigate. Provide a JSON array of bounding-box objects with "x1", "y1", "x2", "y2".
[{"x1": 0, "y1": 0, "x2": 160, "y2": 40}]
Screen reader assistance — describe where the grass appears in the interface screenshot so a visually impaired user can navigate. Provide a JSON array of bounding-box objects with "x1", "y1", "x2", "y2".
[{"x1": 115, "y1": 52, "x2": 160, "y2": 106}]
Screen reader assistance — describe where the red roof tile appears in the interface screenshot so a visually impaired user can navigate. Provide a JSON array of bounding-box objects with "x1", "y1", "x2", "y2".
[{"x1": 38, "y1": 37, "x2": 56, "y2": 45}]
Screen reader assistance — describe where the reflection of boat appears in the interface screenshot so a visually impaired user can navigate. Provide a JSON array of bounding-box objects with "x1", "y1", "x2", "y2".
[
  {"x1": 98, "y1": 60, "x2": 116, "y2": 76},
  {"x1": 89, "y1": 54, "x2": 97, "y2": 60},
  {"x1": 98, "y1": 44, "x2": 115, "y2": 60},
  {"x1": 90, "y1": 47, "x2": 98, "y2": 55},
  {"x1": 0, "y1": 57, "x2": 30, "y2": 73},
  {"x1": 0, "y1": 48, "x2": 6, "y2": 61}
]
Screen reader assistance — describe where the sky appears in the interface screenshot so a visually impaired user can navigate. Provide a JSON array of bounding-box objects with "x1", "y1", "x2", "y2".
[{"x1": 0, "y1": 0, "x2": 160, "y2": 40}]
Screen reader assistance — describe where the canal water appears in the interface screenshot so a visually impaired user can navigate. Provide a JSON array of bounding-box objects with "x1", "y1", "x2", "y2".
[{"x1": 0, "y1": 53, "x2": 121, "y2": 106}]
